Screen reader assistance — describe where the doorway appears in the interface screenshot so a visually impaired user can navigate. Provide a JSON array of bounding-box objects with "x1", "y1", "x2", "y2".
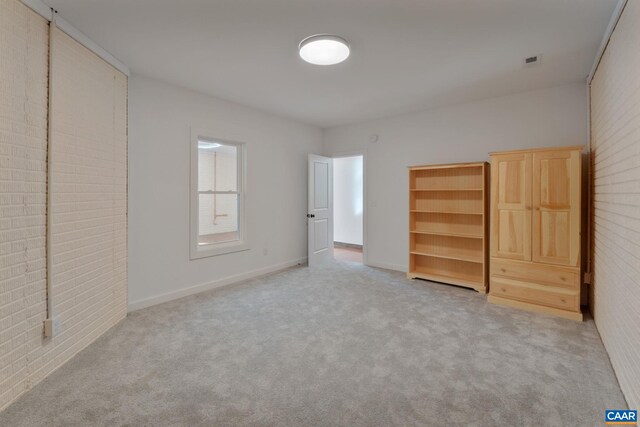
[{"x1": 332, "y1": 155, "x2": 364, "y2": 264}]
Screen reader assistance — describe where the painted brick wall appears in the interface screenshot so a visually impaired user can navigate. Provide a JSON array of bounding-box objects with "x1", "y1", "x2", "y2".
[
  {"x1": 590, "y1": 0, "x2": 640, "y2": 409},
  {"x1": 0, "y1": 1, "x2": 128, "y2": 411},
  {"x1": 0, "y1": 0, "x2": 49, "y2": 409},
  {"x1": 36, "y1": 24, "x2": 128, "y2": 389}
]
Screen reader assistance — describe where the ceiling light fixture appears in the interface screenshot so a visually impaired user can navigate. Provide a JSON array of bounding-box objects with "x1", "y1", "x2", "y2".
[{"x1": 299, "y1": 35, "x2": 350, "y2": 65}]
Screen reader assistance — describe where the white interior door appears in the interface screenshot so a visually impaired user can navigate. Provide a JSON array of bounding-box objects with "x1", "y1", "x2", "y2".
[{"x1": 308, "y1": 155, "x2": 333, "y2": 265}]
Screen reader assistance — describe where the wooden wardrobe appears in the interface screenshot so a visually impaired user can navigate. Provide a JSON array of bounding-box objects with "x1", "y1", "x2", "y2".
[{"x1": 488, "y1": 146, "x2": 583, "y2": 320}]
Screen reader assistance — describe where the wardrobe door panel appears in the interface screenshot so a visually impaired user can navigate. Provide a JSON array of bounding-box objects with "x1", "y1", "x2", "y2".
[
  {"x1": 532, "y1": 149, "x2": 581, "y2": 266},
  {"x1": 491, "y1": 153, "x2": 532, "y2": 261}
]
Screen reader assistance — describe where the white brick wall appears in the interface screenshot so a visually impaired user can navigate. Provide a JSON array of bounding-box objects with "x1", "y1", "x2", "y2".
[
  {"x1": 0, "y1": 2, "x2": 128, "y2": 411},
  {"x1": 590, "y1": 0, "x2": 640, "y2": 409},
  {"x1": 0, "y1": 0, "x2": 49, "y2": 409},
  {"x1": 36, "y1": 23, "x2": 128, "y2": 387}
]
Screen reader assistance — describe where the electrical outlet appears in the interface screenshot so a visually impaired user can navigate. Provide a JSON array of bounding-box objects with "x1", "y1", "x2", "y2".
[{"x1": 43, "y1": 316, "x2": 62, "y2": 338}]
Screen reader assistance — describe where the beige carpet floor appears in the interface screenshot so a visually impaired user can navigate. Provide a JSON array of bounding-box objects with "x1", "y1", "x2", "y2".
[
  {"x1": 0, "y1": 260, "x2": 626, "y2": 426},
  {"x1": 334, "y1": 246, "x2": 363, "y2": 263}
]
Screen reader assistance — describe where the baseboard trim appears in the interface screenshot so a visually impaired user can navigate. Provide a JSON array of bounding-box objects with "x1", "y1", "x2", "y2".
[
  {"x1": 128, "y1": 257, "x2": 308, "y2": 312},
  {"x1": 366, "y1": 260, "x2": 407, "y2": 273},
  {"x1": 334, "y1": 241, "x2": 363, "y2": 249}
]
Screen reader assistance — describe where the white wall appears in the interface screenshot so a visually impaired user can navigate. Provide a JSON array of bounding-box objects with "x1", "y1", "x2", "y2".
[
  {"x1": 323, "y1": 82, "x2": 588, "y2": 271},
  {"x1": 128, "y1": 75, "x2": 323, "y2": 309},
  {"x1": 333, "y1": 156, "x2": 363, "y2": 245}
]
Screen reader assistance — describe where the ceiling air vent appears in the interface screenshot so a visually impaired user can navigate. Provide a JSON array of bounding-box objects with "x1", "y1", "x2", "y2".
[{"x1": 524, "y1": 55, "x2": 540, "y2": 67}]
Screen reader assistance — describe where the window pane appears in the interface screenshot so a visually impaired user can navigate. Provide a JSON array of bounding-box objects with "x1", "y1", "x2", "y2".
[
  {"x1": 198, "y1": 141, "x2": 237, "y2": 192},
  {"x1": 198, "y1": 193, "x2": 239, "y2": 245}
]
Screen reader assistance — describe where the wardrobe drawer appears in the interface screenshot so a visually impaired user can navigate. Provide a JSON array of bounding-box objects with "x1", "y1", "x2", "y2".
[
  {"x1": 491, "y1": 258, "x2": 579, "y2": 289},
  {"x1": 490, "y1": 277, "x2": 579, "y2": 311}
]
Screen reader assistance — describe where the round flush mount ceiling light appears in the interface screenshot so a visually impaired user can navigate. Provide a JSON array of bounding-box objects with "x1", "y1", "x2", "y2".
[{"x1": 299, "y1": 35, "x2": 350, "y2": 65}]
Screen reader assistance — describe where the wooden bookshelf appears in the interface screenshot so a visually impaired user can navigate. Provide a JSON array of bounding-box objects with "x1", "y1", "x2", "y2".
[{"x1": 407, "y1": 162, "x2": 489, "y2": 292}]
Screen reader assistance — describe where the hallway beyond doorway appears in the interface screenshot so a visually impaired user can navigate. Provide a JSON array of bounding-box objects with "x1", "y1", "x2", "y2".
[
  {"x1": 334, "y1": 244, "x2": 363, "y2": 263},
  {"x1": 333, "y1": 155, "x2": 364, "y2": 264}
]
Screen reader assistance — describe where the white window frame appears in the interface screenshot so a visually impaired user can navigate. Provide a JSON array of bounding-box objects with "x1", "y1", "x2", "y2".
[{"x1": 190, "y1": 129, "x2": 248, "y2": 259}]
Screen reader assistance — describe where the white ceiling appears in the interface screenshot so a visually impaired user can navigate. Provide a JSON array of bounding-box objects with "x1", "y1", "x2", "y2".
[{"x1": 46, "y1": 0, "x2": 618, "y2": 128}]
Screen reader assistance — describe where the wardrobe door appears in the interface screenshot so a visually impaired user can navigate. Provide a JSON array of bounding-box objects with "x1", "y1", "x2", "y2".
[
  {"x1": 491, "y1": 153, "x2": 532, "y2": 261},
  {"x1": 532, "y1": 149, "x2": 581, "y2": 267}
]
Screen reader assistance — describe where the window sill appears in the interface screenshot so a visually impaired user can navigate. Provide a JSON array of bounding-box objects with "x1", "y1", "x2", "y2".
[{"x1": 190, "y1": 241, "x2": 250, "y2": 260}]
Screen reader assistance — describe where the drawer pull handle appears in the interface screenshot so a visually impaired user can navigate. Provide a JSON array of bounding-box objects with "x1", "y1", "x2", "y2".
[
  {"x1": 561, "y1": 299, "x2": 566, "y2": 303},
  {"x1": 500, "y1": 268, "x2": 506, "y2": 273},
  {"x1": 560, "y1": 276, "x2": 566, "y2": 281},
  {"x1": 501, "y1": 288, "x2": 507, "y2": 293}
]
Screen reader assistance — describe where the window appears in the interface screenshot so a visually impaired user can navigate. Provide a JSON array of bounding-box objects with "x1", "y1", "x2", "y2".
[{"x1": 190, "y1": 130, "x2": 247, "y2": 259}]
